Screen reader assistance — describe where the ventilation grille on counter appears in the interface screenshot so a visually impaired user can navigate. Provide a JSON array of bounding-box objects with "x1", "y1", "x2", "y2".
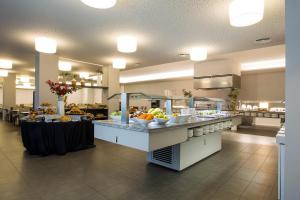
[{"x1": 152, "y1": 146, "x2": 173, "y2": 164}]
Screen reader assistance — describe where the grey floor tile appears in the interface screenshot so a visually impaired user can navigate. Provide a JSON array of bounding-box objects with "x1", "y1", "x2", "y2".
[{"x1": 0, "y1": 121, "x2": 278, "y2": 200}]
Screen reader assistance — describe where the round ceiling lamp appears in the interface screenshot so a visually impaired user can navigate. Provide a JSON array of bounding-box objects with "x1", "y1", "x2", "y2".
[
  {"x1": 58, "y1": 61, "x2": 72, "y2": 71},
  {"x1": 117, "y1": 35, "x2": 137, "y2": 53},
  {"x1": 35, "y1": 37, "x2": 57, "y2": 54},
  {"x1": 229, "y1": 0, "x2": 264, "y2": 27},
  {"x1": 0, "y1": 59, "x2": 13, "y2": 69},
  {"x1": 0, "y1": 70, "x2": 9, "y2": 77},
  {"x1": 112, "y1": 59, "x2": 126, "y2": 69},
  {"x1": 80, "y1": 0, "x2": 117, "y2": 9},
  {"x1": 190, "y1": 48, "x2": 207, "y2": 61}
]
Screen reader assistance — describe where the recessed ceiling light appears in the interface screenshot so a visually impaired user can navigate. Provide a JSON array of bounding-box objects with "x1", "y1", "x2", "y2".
[
  {"x1": 0, "y1": 70, "x2": 9, "y2": 77},
  {"x1": 0, "y1": 59, "x2": 13, "y2": 69},
  {"x1": 58, "y1": 61, "x2": 72, "y2": 71},
  {"x1": 190, "y1": 48, "x2": 207, "y2": 61},
  {"x1": 117, "y1": 35, "x2": 137, "y2": 53},
  {"x1": 35, "y1": 37, "x2": 57, "y2": 54},
  {"x1": 255, "y1": 37, "x2": 272, "y2": 44},
  {"x1": 112, "y1": 59, "x2": 126, "y2": 69},
  {"x1": 80, "y1": 0, "x2": 117, "y2": 9},
  {"x1": 229, "y1": 0, "x2": 264, "y2": 27},
  {"x1": 241, "y1": 58, "x2": 285, "y2": 71},
  {"x1": 79, "y1": 72, "x2": 90, "y2": 79}
]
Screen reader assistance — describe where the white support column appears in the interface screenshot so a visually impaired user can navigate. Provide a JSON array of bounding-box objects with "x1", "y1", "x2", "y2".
[
  {"x1": 106, "y1": 66, "x2": 120, "y2": 114},
  {"x1": 285, "y1": 0, "x2": 300, "y2": 199},
  {"x1": 3, "y1": 73, "x2": 16, "y2": 109},
  {"x1": 34, "y1": 52, "x2": 58, "y2": 109}
]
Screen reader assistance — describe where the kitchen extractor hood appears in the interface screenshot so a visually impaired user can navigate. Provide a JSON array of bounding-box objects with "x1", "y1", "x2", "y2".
[{"x1": 194, "y1": 59, "x2": 241, "y2": 89}]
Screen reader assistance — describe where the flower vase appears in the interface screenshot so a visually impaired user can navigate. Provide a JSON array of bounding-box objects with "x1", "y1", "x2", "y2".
[{"x1": 57, "y1": 96, "x2": 65, "y2": 116}]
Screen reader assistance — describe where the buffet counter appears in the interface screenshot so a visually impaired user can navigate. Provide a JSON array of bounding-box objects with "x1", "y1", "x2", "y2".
[{"x1": 93, "y1": 115, "x2": 241, "y2": 171}]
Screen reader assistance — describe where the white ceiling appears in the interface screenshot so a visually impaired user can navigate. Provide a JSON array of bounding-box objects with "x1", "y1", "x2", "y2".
[{"x1": 0, "y1": 0, "x2": 285, "y2": 75}]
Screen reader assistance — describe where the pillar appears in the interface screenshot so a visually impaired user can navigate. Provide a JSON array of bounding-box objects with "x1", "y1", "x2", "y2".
[
  {"x1": 102, "y1": 66, "x2": 120, "y2": 114},
  {"x1": 34, "y1": 52, "x2": 58, "y2": 109},
  {"x1": 285, "y1": 0, "x2": 300, "y2": 198},
  {"x1": 3, "y1": 73, "x2": 16, "y2": 109}
]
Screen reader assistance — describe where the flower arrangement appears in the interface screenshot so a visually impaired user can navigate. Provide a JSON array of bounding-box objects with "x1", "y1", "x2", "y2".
[{"x1": 46, "y1": 80, "x2": 79, "y2": 96}]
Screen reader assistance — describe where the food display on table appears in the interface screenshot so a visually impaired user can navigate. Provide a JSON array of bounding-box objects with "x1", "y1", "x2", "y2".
[
  {"x1": 44, "y1": 108, "x2": 56, "y2": 115},
  {"x1": 66, "y1": 106, "x2": 85, "y2": 115},
  {"x1": 60, "y1": 115, "x2": 72, "y2": 122},
  {"x1": 40, "y1": 102, "x2": 52, "y2": 107},
  {"x1": 95, "y1": 113, "x2": 106, "y2": 119}
]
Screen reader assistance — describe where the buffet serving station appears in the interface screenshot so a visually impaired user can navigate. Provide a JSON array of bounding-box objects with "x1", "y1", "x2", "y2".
[{"x1": 94, "y1": 93, "x2": 241, "y2": 171}]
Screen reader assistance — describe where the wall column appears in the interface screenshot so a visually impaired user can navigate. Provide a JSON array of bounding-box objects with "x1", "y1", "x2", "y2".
[
  {"x1": 3, "y1": 73, "x2": 16, "y2": 109},
  {"x1": 34, "y1": 52, "x2": 58, "y2": 109},
  {"x1": 285, "y1": 0, "x2": 300, "y2": 199},
  {"x1": 102, "y1": 66, "x2": 120, "y2": 114}
]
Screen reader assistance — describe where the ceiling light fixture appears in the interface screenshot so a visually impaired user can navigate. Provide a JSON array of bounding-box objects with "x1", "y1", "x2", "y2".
[
  {"x1": 80, "y1": 0, "x2": 117, "y2": 9},
  {"x1": 120, "y1": 69, "x2": 194, "y2": 83},
  {"x1": 35, "y1": 37, "x2": 57, "y2": 54},
  {"x1": 229, "y1": 0, "x2": 264, "y2": 27},
  {"x1": 241, "y1": 58, "x2": 285, "y2": 71},
  {"x1": 117, "y1": 35, "x2": 137, "y2": 53},
  {"x1": 0, "y1": 59, "x2": 13, "y2": 69},
  {"x1": 112, "y1": 59, "x2": 126, "y2": 69},
  {"x1": 0, "y1": 70, "x2": 9, "y2": 77},
  {"x1": 58, "y1": 61, "x2": 72, "y2": 71},
  {"x1": 79, "y1": 72, "x2": 90, "y2": 79},
  {"x1": 190, "y1": 48, "x2": 207, "y2": 61}
]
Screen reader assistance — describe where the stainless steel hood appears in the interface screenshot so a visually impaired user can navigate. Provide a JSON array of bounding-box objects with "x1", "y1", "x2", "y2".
[
  {"x1": 193, "y1": 59, "x2": 241, "y2": 89},
  {"x1": 194, "y1": 74, "x2": 241, "y2": 89}
]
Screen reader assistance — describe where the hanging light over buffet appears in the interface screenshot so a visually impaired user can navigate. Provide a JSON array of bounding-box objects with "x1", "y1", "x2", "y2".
[
  {"x1": 112, "y1": 59, "x2": 126, "y2": 69},
  {"x1": 80, "y1": 0, "x2": 117, "y2": 9},
  {"x1": 35, "y1": 37, "x2": 57, "y2": 54},
  {"x1": 229, "y1": 0, "x2": 264, "y2": 27},
  {"x1": 189, "y1": 48, "x2": 207, "y2": 61},
  {"x1": 117, "y1": 35, "x2": 138, "y2": 53}
]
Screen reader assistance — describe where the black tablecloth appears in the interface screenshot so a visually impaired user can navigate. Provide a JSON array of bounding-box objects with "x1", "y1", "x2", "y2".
[{"x1": 20, "y1": 120, "x2": 95, "y2": 156}]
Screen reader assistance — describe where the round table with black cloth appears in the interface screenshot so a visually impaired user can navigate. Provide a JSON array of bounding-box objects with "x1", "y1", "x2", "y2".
[{"x1": 20, "y1": 120, "x2": 95, "y2": 156}]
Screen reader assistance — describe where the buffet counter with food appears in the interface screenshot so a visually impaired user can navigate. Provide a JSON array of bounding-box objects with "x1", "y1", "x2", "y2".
[{"x1": 94, "y1": 107, "x2": 241, "y2": 171}]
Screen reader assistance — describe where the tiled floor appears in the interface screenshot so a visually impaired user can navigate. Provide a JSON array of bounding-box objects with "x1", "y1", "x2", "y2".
[{"x1": 0, "y1": 121, "x2": 278, "y2": 200}]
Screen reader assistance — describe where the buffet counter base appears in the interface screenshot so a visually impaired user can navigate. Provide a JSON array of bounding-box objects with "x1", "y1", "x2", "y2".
[
  {"x1": 93, "y1": 116, "x2": 241, "y2": 171},
  {"x1": 21, "y1": 120, "x2": 95, "y2": 156}
]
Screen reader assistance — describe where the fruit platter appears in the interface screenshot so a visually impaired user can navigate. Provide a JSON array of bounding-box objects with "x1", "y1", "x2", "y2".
[
  {"x1": 110, "y1": 111, "x2": 121, "y2": 121},
  {"x1": 148, "y1": 108, "x2": 169, "y2": 125},
  {"x1": 131, "y1": 113, "x2": 154, "y2": 127}
]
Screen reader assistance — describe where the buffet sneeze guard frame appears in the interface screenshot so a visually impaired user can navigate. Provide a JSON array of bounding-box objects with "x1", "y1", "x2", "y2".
[{"x1": 107, "y1": 92, "x2": 188, "y2": 124}]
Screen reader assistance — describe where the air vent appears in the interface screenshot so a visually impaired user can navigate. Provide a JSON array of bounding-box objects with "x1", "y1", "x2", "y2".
[
  {"x1": 255, "y1": 37, "x2": 272, "y2": 44},
  {"x1": 152, "y1": 146, "x2": 173, "y2": 164}
]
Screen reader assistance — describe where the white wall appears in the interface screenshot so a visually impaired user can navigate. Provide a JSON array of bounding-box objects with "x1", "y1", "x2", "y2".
[
  {"x1": 16, "y1": 89, "x2": 34, "y2": 105},
  {"x1": 285, "y1": 0, "x2": 300, "y2": 198},
  {"x1": 124, "y1": 70, "x2": 285, "y2": 107},
  {"x1": 66, "y1": 88, "x2": 103, "y2": 104}
]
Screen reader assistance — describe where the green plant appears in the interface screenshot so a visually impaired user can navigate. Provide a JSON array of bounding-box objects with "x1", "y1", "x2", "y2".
[
  {"x1": 228, "y1": 88, "x2": 239, "y2": 112},
  {"x1": 182, "y1": 89, "x2": 192, "y2": 98}
]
